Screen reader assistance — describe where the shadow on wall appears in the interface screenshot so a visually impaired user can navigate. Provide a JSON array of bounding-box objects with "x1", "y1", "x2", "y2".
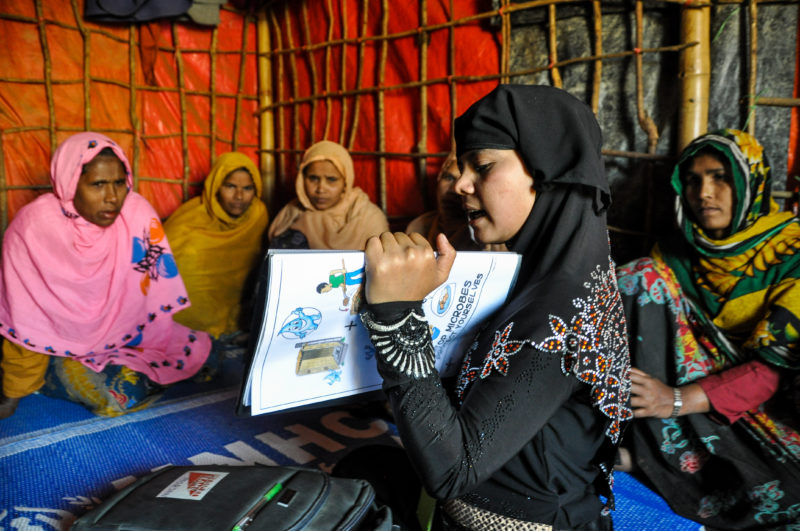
[{"x1": 608, "y1": 158, "x2": 675, "y2": 266}]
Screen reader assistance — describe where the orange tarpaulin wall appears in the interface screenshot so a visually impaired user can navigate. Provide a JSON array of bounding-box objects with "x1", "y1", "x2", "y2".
[
  {"x1": 1, "y1": 0, "x2": 258, "y2": 229},
  {"x1": 0, "y1": 0, "x2": 501, "y2": 235}
]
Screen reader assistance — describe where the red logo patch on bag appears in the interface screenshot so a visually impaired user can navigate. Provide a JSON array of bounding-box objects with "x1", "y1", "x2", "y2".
[{"x1": 156, "y1": 470, "x2": 229, "y2": 500}]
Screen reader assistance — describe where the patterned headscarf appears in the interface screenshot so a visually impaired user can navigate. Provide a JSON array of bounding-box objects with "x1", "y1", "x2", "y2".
[
  {"x1": 661, "y1": 129, "x2": 800, "y2": 369},
  {"x1": 672, "y1": 129, "x2": 783, "y2": 255}
]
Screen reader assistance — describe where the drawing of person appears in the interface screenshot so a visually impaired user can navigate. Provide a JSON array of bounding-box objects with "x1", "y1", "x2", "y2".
[{"x1": 316, "y1": 262, "x2": 365, "y2": 312}]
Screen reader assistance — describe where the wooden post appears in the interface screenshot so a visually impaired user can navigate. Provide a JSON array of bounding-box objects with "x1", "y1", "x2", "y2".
[
  {"x1": 548, "y1": 4, "x2": 563, "y2": 88},
  {"x1": 417, "y1": 0, "x2": 429, "y2": 210},
  {"x1": 678, "y1": 3, "x2": 710, "y2": 150},
  {"x1": 172, "y1": 25, "x2": 190, "y2": 200},
  {"x1": 301, "y1": 1, "x2": 319, "y2": 141},
  {"x1": 258, "y1": 9, "x2": 276, "y2": 211},
  {"x1": 377, "y1": 0, "x2": 389, "y2": 212},
  {"x1": 747, "y1": 0, "x2": 758, "y2": 135},
  {"x1": 591, "y1": 0, "x2": 602, "y2": 115}
]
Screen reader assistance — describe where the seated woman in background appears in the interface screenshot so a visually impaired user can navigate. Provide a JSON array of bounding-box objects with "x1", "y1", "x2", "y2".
[
  {"x1": 0, "y1": 132, "x2": 211, "y2": 420},
  {"x1": 406, "y1": 152, "x2": 506, "y2": 252},
  {"x1": 358, "y1": 85, "x2": 632, "y2": 529},
  {"x1": 616, "y1": 129, "x2": 800, "y2": 528},
  {"x1": 164, "y1": 152, "x2": 268, "y2": 340},
  {"x1": 267, "y1": 140, "x2": 388, "y2": 250}
]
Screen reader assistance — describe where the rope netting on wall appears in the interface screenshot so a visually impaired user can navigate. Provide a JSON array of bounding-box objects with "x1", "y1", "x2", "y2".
[
  {"x1": 259, "y1": 0, "x2": 500, "y2": 221},
  {"x1": 261, "y1": 0, "x2": 800, "y2": 228},
  {"x1": 1, "y1": 0, "x2": 799, "y2": 239},
  {"x1": 260, "y1": 0, "x2": 690, "y2": 223}
]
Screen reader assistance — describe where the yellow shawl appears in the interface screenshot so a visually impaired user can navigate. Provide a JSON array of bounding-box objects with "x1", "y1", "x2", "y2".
[
  {"x1": 267, "y1": 140, "x2": 389, "y2": 250},
  {"x1": 164, "y1": 152, "x2": 269, "y2": 337}
]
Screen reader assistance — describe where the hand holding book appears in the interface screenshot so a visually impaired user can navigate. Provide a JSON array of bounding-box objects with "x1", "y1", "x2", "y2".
[{"x1": 364, "y1": 232, "x2": 457, "y2": 304}]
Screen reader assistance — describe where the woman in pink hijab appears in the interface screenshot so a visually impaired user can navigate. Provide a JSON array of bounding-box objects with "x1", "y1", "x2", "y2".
[{"x1": 0, "y1": 132, "x2": 211, "y2": 419}]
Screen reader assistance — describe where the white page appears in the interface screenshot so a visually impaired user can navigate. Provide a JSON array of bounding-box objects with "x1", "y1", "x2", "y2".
[{"x1": 247, "y1": 250, "x2": 520, "y2": 415}]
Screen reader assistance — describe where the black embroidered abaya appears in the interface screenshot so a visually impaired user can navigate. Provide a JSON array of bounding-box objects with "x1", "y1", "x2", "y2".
[{"x1": 361, "y1": 85, "x2": 632, "y2": 529}]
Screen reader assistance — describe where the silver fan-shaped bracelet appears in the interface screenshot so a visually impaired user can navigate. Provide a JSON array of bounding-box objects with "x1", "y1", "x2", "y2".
[{"x1": 360, "y1": 310, "x2": 436, "y2": 379}]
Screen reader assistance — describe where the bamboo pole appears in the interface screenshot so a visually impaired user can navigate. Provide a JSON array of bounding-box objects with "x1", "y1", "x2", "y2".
[
  {"x1": 269, "y1": 10, "x2": 286, "y2": 188},
  {"x1": 449, "y1": 0, "x2": 457, "y2": 141},
  {"x1": 172, "y1": 25, "x2": 190, "y2": 199},
  {"x1": 418, "y1": 0, "x2": 429, "y2": 209},
  {"x1": 258, "y1": 9, "x2": 276, "y2": 211},
  {"x1": 754, "y1": 96, "x2": 800, "y2": 106},
  {"x1": 210, "y1": 27, "x2": 218, "y2": 163},
  {"x1": 35, "y1": 0, "x2": 56, "y2": 154},
  {"x1": 635, "y1": 0, "x2": 659, "y2": 153},
  {"x1": 338, "y1": 0, "x2": 349, "y2": 145},
  {"x1": 378, "y1": 0, "x2": 389, "y2": 212},
  {"x1": 0, "y1": 75, "x2": 250, "y2": 97},
  {"x1": 283, "y1": 2, "x2": 301, "y2": 167},
  {"x1": 591, "y1": 0, "x2": 602, "y2": 114},
  {"x1": 301, "y1": 1, "x2": 319, "y2": 140},
  {"x1": 501, "y1": 0, "x2": 510, "y2": 84},
  {"x1": 348, "y1": 0, "x2": 369, "y2": 150},
  {"x1": 747, "y1": 0, "x2": 758, "y2": 135},
  {"x1": 129, "y1": 27, "x2": 140, "y2": 189},
  {"x1": 71, "y1": 0, "x2": 91, "y2": 130},
  {"x1": 678, "y1": 1, "x2": 711, "y2": 150},
  {"x1": 549, "y1": 4, "x2": 563, "y2": 88},
  {"x1": 323, "y1": 0, "x2": 334, "y2": 139},
  {"x1": 233, "y1": 16, "x2": 250, "y2": 152}
]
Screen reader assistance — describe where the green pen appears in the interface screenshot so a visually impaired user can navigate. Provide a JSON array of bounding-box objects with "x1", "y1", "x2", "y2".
[{"x1": 231, "y1": 482, "x2": 284, "y2": 531}]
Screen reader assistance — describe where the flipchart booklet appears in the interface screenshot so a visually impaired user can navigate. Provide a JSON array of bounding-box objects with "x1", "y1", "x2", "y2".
[{"x1": 239, "y1": 249, "x2": 521, "y2": 415}]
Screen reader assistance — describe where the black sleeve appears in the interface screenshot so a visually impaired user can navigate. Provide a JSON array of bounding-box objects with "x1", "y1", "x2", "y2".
[{"x1": 361, "y1": 308, "x2": 576, "y2": 499}]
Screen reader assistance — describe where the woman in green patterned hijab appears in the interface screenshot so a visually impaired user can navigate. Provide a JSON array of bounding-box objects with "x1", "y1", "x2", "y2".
[{"x1": 616, "y1": 129, "x2": 800, "y2": 528}]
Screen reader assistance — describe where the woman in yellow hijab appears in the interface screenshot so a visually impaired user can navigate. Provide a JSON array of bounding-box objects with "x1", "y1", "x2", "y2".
[{"x1": 165, "y1": 152, "x2": 269, "y2": 338}]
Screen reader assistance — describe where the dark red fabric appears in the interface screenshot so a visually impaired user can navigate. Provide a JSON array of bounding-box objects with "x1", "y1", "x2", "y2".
[{"x1": 698, "y1": 359, "x2": 781, "y2": 424}]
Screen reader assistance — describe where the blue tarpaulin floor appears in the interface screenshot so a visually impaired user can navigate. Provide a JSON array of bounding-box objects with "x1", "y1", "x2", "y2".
[{"x1": 1, "y1": 359, "x2": 701, "y2": 530}]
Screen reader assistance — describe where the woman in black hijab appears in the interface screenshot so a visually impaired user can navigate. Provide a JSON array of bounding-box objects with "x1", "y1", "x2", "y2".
[{"x1": 361, "y1": 84, "x2": 632, "y2": 530}]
